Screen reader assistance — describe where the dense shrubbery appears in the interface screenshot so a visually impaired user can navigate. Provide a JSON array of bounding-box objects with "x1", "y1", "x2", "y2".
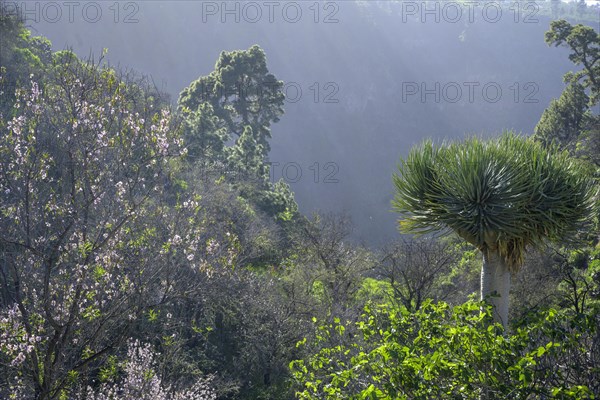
[{"x1": 291, "y1": 295, "x2": 599, "y2": 399}]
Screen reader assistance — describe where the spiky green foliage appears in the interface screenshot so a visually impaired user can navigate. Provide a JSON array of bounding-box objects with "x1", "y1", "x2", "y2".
[{"x1": 393, "y1": 133, "x2": 596, "y2": 271}]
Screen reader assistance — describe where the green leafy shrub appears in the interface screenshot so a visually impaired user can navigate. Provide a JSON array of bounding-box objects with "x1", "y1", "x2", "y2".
[{"x1": 291, "y1": 299, "x2": 598, "y2": 399}]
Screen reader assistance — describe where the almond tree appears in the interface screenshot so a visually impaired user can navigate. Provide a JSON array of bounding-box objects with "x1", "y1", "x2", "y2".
[{"x1": 0, "y1": 51, "x2": 217, "y2": 398}]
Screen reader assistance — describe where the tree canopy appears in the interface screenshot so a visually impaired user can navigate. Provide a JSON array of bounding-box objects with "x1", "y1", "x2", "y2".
[
  {"x1": 178, "y1": 45, "x2": 285, "y2": 154},
  {"x1": 393, "y1": 133, "x2": 595, "y2": 270}
]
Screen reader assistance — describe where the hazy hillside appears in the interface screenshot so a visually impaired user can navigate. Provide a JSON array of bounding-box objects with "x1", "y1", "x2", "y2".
[{"x1": 30, "y1": 1, "x2": 582, "y2": 244}]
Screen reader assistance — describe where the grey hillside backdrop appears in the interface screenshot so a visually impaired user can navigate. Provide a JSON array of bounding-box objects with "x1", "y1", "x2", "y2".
[{"x1": 30, "y1": 1, "x2": 599, "y2": 245}]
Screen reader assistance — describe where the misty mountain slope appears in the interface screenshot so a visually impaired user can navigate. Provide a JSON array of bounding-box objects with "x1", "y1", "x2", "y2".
[{"x1": 31, "y1": 1, "x2": 582, "y2": 244}]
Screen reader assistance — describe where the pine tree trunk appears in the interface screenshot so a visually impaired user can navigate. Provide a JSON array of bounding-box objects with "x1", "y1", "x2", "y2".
[{"x1": 480, "y1": 250, "x2": 511, "y2": 329}]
